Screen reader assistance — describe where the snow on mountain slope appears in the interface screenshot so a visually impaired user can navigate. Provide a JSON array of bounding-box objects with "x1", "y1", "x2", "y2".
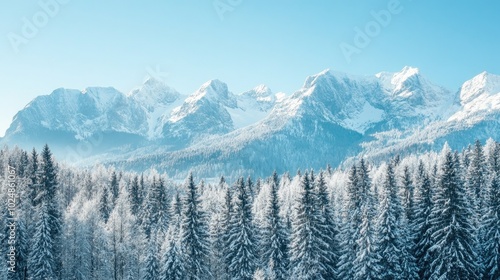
[
  {"x1": 6, "y1": 87, "x2": 148, "y2": 139},
  {"x1": 129, "y1": 78, "x2": 184, "y2": 139},
  {"x1": 228, "y1": 85, "x2": 277, "y2": 129},
  {"x1": 4, "y1": 66, "x2": 500, "y2": 179},
  {"x1": 449, "y1": 72, "x2": 500, "y2": 123}
]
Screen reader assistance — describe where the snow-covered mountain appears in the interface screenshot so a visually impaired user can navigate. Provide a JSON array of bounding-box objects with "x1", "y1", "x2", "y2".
[{"x1": 2, "y1": 67, "x2": 499, "y2": 178}]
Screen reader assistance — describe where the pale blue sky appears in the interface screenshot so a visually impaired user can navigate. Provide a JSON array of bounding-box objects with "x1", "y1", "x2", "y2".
[{"x1": 1, "y1": 0, "x2": 499, "y2": 136}]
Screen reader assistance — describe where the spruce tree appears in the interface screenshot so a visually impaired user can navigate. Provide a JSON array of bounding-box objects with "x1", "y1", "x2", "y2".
[
  {"x1": 160, "y1": 192, "x2": 185, "y2": 280},
  {"x1": 142, "y1": 177, "x2": 169, "y2": 238},
  {"x1": 261, "y1": 171, "x2": 289, "y2": 279},
  {"x1": 227, "y1": 177, "x2": 257, "y2": 280},
  {"x1": 129, "y1": 175, "x2": 141, "y2": 216},
  {"x1": 222, "y1": 183, "x2": 234, "y2": 278},
  {"x1": 482, "y1": 167, "x2": 500, "y2": 279},
  {"x1": 315, "y1": 171, "x2": 339, "y2": 279},
  {"x1": 413, "y1": 161, "x2": 433, "y2": 279},
  {"x1": 29, "y1": 144, "x2": 62, "y2": 279},
  {"x1": 110, "y1": 171, "x2": 119, "y2": 205},
  {"x1": 428, "y1": 146, "x2": 480, "y2": 279},
  {"x1": 143, "y1": 233, "x2": 160, "y2": 280},
  {"x1": 99, "y1": 185, "x2": 111, "y2": 223},
  {"x1": 180, "y1": 173, "x2": 211, "y2": 280},
  {"x1": 337, "y1": 165, "x2": 360, "y2": 280},
  {"x1": 290, "y1": 172, "x2": 327, "y2": 280}
]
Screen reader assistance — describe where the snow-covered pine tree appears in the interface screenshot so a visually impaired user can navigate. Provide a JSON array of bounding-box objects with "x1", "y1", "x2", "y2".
[
  {"x1": 108, "y1": 184, "x2": 142, "y2": 280},
  {"x1": 180, "y1": 173, "x2": 211, "y2": 280},
  {"x1": 143, "y1": 232, "x2": 160, "y2": 280},
  {"x1": 160, "y1": 192, "x2": 185, "y2": 280},
  {"x1": 467, "y1": 140, "x2": 487, "y2": 213},
  {"x1": 377, "y1": 162, "x2": 403, "y2": 278},
  {"x1": 351, "y1": 158, "x2": 382, "y2": 280},
  {"x1": 337, "y1": 165, "x2": 360, "y2": 280},
  {"x1": 129, "y1": 175, "x2": 141, "y2": 217},
  {"x1": 29, "y1": 191, "x2": 57, "y2": 279},
  {"x1": 261, "y1": 171, "x2": 289, "y2": 280},
  {"x1": 29, "y1": 144, "x2": 63, "y2": 279},
  {"x1": 413, "y1": 161, "x2": 433, "y2": 279},
  {"x1": 481, "y1": 143, "x2": 500, "y2": 280},
  {"x1": 290, "y1": 171, "x2": 327, "y2": 280},
  {"x1": 315, "y1": 170, "x2": 339, "y2": 279},
  {"x1": 110, "y1": 171, "x2": 119, "y2": 205},
  {"x1": 141, "y1": 176, "x2": 169, "y2": 239},
  {"x1": 99, "y1": 183, "x2": 112, "y2": 223},
  {"x1": 227, "y1": 177, "x2": 257, "y2": 280},
  {"x1": 222, "y1": 182, "x2": 234, "y2": 279},
  {"x1": 428, "y1": 145, "x2": 480, "y2": 279},
  {"x1": 377, "y1": 162, "x2": 418, "y2": 279}
]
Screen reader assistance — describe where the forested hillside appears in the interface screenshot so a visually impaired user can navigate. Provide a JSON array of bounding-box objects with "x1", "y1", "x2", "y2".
[{"x1": 1, "y1": 139, "x2": 499, "y2": 279}]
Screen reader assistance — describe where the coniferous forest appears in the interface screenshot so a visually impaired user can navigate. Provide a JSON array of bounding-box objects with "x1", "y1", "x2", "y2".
[{"x1": 1, "y1": 139, "x2": 500, "y2": 280}]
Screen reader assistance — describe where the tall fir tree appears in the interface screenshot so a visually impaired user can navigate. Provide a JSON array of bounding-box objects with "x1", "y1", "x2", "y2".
[
  {"x1": 129, "y1": 175, "x2": 141, "y2": 217},
  {"x1": 110, "y1": 171, "x2": 119, "y2": 205},
  {"x1": 160, "y1": 192, "x2": 185, "y2": 280},
  {"x1": 413, "y1": 161, "x2": 434, "y2": 279},
  {"x1": 315, "y1": 171, "x2": 339, "y2": 279},
  {"x1": 427, "y1": 146, "x2": 480, "y2": 279},
  {"x1": 338, "y1": 165, "x2": 361, "y2": 280},
  {"x1": 222, "y1": 183, "x2": 234, "y2": 279},
  {"x1": 290, "y1": 172, "x2": 328, "y2": 280},
  {"x1": 141, "y1": 176, "x2": 169, "y2": 239},
  {"x1": 482, "y1": 147, "x2": 500, "y2": 280},
  {"x1": 261, "y1": 171, "x2": 289, "y2": 280},
  {"x1": 227, "y1": 177, "x2": 258, "y2": 280},
  {"x1": 29, "y1": 144, "x2": 62, "y2": 279},
  {"x1": 180, "y1": 173, "x2": 211, "y2": 280},
  {"x1": 143, "y1": 232, "x2": 160, "y2": 280}
]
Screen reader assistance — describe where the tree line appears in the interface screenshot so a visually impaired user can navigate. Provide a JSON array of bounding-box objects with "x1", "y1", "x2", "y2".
[{"x1": 0, "y1": 139, "x2": 499, "y2": 279}]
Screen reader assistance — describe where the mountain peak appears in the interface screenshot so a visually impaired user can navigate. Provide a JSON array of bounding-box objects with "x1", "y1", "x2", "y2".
[
  {"x1": 460, "y1": 71, "x2": 500, "y2": 103},
  {"x1": 130, "y1": 78, "x2": 180, "y2": 109}
]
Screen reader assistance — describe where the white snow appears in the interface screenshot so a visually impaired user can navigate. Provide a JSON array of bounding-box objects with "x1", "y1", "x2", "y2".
[{"x1": 341, "y1": 102, "x2": 384, "y2": 134}]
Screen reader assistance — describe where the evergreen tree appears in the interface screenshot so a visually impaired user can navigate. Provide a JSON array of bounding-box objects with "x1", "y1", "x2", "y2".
[
  {"x1": 29, "y1": 195, "x2": 57, "y2": 279},
  {"x1": 160, "y1": 192, "x2": 185, "y2": 280},
  {"x1": 315, "y1": 171, "x2": 339, "y2": 279},
  {"x1": 143, "y1": 232, "x2": 160, "y2": 280},
  {"x1": 110, "y1": 171, "x2": 119, "y2": 205},
  {"x1": 142, "y1": 177, "x2": 169, "y2": 238},
  {"x1": 413, "y1": 161, "x2": 434, "y2": 279},
  {"x1": 222, "y1": 183, "x2": 234, "y2": 278},
  {"x1": 99, "y1": 185, "x2": 112, "y2": 223},
  {"x1": 482, "y1": 167, "x2": 500, "y2": 279},
  {"x1": 180, "y1": 173, "x2": 211, "y2": 280},
  {"x1": 428, "y1": 146, "x2": 480, "y2": 279},
  {"x1": 376, "y1": 162, "x2": 417, "y2": 279},
  {"x1": 337, "y1": 165, "x2": 361, "y2": 280},
  {"x1": 467, "y1": 140, "x2": 487, "y2": 212},
  {"x1": 353, "y1": 192, "x2": 381, "y2": 280},
  {"x1": 228, "y1": 177, "x2": 257, "y2": 280},
  {"x1": 401, "y1": 165, "x2": 416, "y2": 225},
  {"x1": 261, "y1": 171, "x2": 289, "y2": 279},
  {"x1": 29, "y1": 144, "x2": 62, "y2": 279},
  {"x1": 129, "y1": 175, "x2": 141, "y2": 216},
  {"x1": 290, "y1": 172, "x2": 327, "y2": 279}
]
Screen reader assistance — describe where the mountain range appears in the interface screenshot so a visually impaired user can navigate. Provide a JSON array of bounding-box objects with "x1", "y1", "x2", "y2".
[{"x1": 3, "y1": 66, "x2": 500, "y2": 179}]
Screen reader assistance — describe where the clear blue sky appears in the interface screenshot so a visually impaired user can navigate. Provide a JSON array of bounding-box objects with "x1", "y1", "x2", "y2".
[{"x1": 1, "y1": 0, "x2": 499, "y2": 136}]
